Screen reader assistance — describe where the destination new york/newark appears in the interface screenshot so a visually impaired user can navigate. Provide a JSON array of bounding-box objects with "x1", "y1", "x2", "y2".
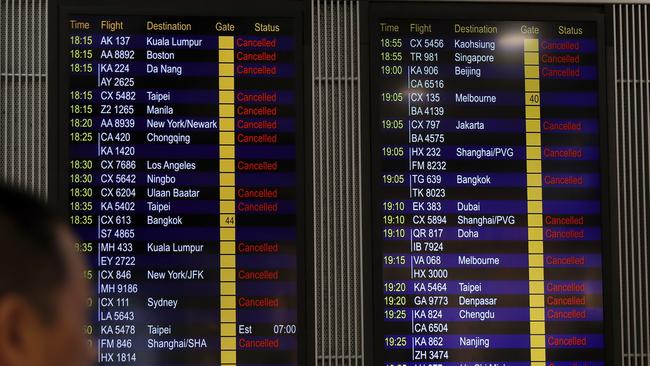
[{"x1": 146, "y1": 118, "x2": 218, "y2": 129}]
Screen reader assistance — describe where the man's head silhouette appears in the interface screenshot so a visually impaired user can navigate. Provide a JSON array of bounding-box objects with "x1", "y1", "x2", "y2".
[{"x1": 0, "y1": 184, "x2": 93, "y2": 366}]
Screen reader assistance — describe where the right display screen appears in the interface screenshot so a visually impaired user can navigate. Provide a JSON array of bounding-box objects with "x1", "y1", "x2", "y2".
[{"x1": 370, "y1": 11, "x2": 608, "y2": 366}]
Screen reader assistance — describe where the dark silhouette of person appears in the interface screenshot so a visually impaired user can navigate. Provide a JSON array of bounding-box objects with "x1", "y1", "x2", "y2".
[{"x1": 0, "y1": 185, "x2": 94, "y2": 366}]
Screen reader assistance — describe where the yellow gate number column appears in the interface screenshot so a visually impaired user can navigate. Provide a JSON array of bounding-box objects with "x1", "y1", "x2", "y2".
[
  {"x1": 524, "y1": 37, "x2": 546, "y2": 366},
  {"x1": 218, "y1": 35, "x2": 237, "y2": 366}
]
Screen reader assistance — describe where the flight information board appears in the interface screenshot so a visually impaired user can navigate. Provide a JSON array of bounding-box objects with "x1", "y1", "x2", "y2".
[
  {"x1": 370, "y1": 7, "x2": 608, "y2": 366},
  {"x1": 58, "y1": 10, "x2": 304, "y2": 366}
]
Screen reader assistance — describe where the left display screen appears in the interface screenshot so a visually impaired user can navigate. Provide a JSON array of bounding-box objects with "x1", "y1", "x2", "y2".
[{"x1": 61, "y1": 14, "x2": 304, "y2": 366}]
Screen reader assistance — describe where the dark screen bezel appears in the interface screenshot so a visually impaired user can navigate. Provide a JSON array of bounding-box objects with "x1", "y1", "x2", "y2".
[
  {"x1": 47, "y1": 2, "x2": 311, "y2": 366},
  {"x1": 364, "y1": 3, "x2": 618, "y2": 366}
]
